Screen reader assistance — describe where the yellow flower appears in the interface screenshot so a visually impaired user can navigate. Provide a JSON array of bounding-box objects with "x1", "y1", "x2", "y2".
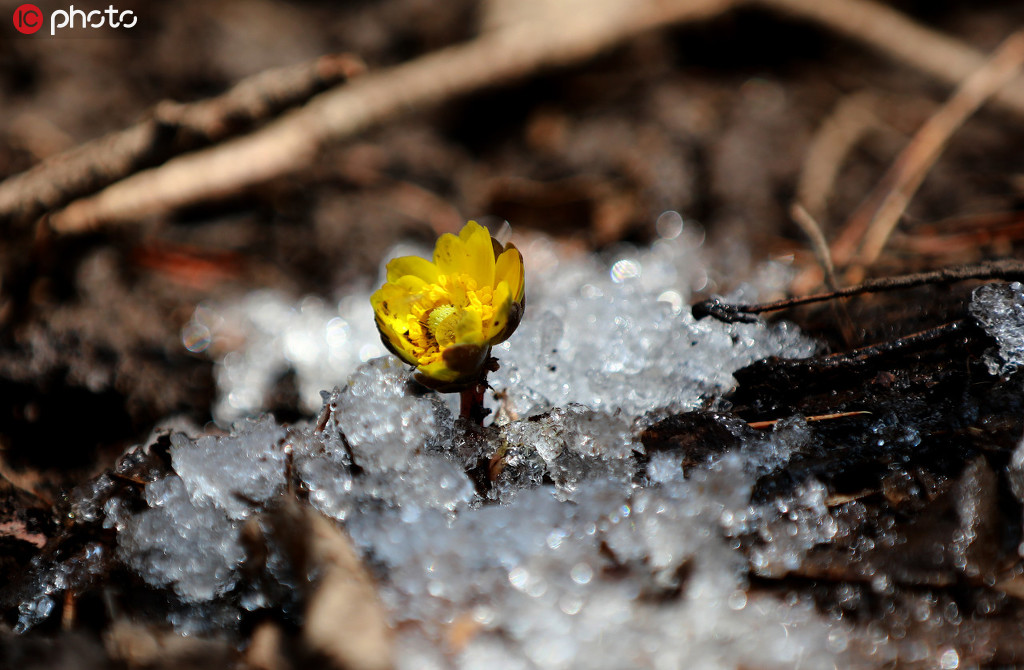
[{"x1": 371, "y1": 221, "x2": 525, "y2": 390}]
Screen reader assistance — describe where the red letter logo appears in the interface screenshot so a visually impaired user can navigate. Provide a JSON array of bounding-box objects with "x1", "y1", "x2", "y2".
[{"x1": 13, "y1": 4, "x2": 42, "y2": 34}]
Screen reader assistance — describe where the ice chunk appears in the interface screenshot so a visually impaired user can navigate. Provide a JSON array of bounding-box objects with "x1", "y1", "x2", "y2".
[
  {"x1": 487, "y1": 433, "x2": 548, "y2": 505},
  {"x1": 186, "y1": 289, "x2": 386, "y2": 424},
  {"x1": 293, "y1": 428, "x2": 357, "y2": 522},
  {"x1": 743, "y1": 414, "x2": 813, "y2": 477},
  {"x1": 495, "y1": 405, "x2": 638, "y2": 500},
  {"x1": 12, "y1": 541, "x2": 109, "y2": 633},
  {"x1": 67, "y1": 345, "x2": 853, "y2": 667},
  {"x1": 117, "y1": 474, "x2": 244, "y2": 601},
  {"x1": 352, "y1": 457, "x2": 850, "y2": 669},
  {"x1": 1001, "y1": 437, "x2": 1024, "y2": 562},
  {"x1": 969, "y1": 281, "x2": 1024, "y2": 375},
  {"x1": 334, "y1": 357, "x2": 445, "y2": 472},
  {"x1": 291, "y1": 365, "x2": 475, "y2": 523},
  {"x1": 170, "y1": 416, "x2": 287, "y2": 521},
  {"x1": 747, "y1": 477, "x2": 838, "y2": 577},
  {"x1": 1007, "y1": 434, "x2": 1024, "y2": 504},
  {"x1": 488, "y1": 236, "x2": 817, "y2": 419}
]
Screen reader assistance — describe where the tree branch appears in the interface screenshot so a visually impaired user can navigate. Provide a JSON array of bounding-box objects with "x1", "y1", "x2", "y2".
[{"x1": 0, "y1": 54, "x2": 364, "y2": 227}]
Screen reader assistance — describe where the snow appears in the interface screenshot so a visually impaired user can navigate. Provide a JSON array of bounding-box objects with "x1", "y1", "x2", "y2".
[{"x1": 970, "y1": 281, "x2": 1024, "y2": 375}]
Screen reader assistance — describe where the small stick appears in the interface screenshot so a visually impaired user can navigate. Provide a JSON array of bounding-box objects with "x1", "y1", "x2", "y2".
[
  {"x1": 747, "y1": 410, "x2": 871, "y2": 430},
  {"x1": 62, "y1": 590, "x2": 76, "y2": 630},
  {"x1": 770, "y1": 320, "x2": 968, "y2": 369},
  {"x1": 760, "y1": 0, "x2": 1024, "y2": 117},
  {"x1": 692, "y1": 259, "x2": 1024, "y2": 323},
  {"x1": 314, "y1": 400, "x2": 333, "y2": 433},
  {"x1": 791, "y1": 202, "x2": 857, "y2": 345},
  {"x1": 790, "y1": 202, "x2": 839, "y2": 292},
  {"x1": 108, "y1": 471, "x2": 148, "y2": 487},
  {"x1": 794, "y1": 91, "x2": 882, "y2": 223},
  {"x1": 891, "y1": 214, "x2": 1024, "y2": 256},
  {"x1": 43, "y1": 0, "x2": 736, "y2": 233}
]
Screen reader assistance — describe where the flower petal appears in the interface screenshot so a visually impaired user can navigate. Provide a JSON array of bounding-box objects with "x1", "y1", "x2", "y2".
[
  {"x1": 371, "y1": 281, "x2": 419, "y2": 322},
  {"x1": 433, "y1": 233, "x2": 464, "y2": 275},
  {"x1": 485, "y1": 280, "x2": 511, "y2": 343},
  {"x1": 370, "y1": 291, "x2": 420, "y2": 367},
  {"x1": 455, "y1": 306, "x2": 485, "y2": 346},
  {"x1": 434, "y1": 221, "x2": 495, "y2": 287},
  {"x1": 460, "y1": 221, "x2": 497, "y2": 288},
  {"x1": 377, "y1": 322, "x2": 419, "y2": 366},
  {"x1": 386, "y1": 255, "x2": 440, "y2": 285},
  {"x1": 417, "y1": 357, "x2": 463, "y2": 384},
  {"x1": 494, "y1": 245, "x2": 524, "y2": 302}
]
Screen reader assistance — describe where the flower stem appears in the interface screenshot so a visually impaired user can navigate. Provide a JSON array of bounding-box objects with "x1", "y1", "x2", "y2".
[
  {"x1": 459, "y1": 356, "x2": 499, "y2": 425},
  {"x1": 459, "y1": 382, "x2": 488, "y2": 425}
]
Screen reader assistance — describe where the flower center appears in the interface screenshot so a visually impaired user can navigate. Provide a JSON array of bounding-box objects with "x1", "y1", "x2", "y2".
[
  {"x1": 426, "y1": 303, "x2": 459, "y2": 347},
  {"x1": 398, "y1": 272, "x2": 495, "y2": 365}
]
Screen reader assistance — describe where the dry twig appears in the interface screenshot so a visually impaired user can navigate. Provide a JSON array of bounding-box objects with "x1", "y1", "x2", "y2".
[
  {"x1": 848, "y1": 29, "x2": 1024, "y2": 274},
  {"x1": 795, "y1": 91, "x2": 883, "y2": 223},
  {"x1": 0, "y1": 54, "x2": 364, "y2": 227},
  {"x1": 302, "y1": 507, "x2": 394, "y2": 670},
  {"x1": 890, "y1": 211, "x2": 1024, "y2": 258},
  {"x1": 747, "y1": 410, "x2": 870, "y2": 430},
  {"x1": 759, "y1": 0, "x2": 1024, "y2": 116},
  {"x1": 693, "y1": 258, "x2": 1024, "y2": 322},
  {"x1": 790, "y1": 202, "x2": 838, "y2": 291},
  {"x1": 790, "y1": 201, "x2": 858, "y2": 343}
]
